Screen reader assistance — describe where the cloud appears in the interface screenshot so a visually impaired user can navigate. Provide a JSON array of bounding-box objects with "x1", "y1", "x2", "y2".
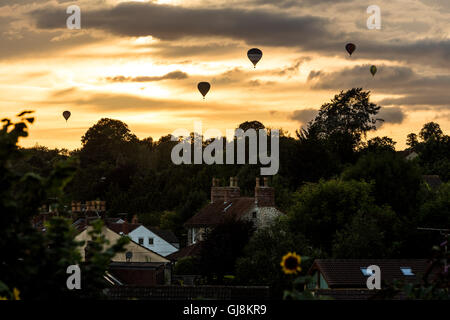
[
  {"x1": 29, "y1": 2, "x2": 450, "y2": 69},
  {"x1": 44, "y1": 87, "x2": 246, "y2": 114},
  {"x1": 377, "y1": 107, "x2": 406, "y2": 127},
  {"x1": 105, "y1": 71, "x2": 189, "y2": 82},
  {"x1": 31, "y1": 2, "x2": 338, "y2": 47},
  {"x1": 272, "y1": 57, "x2": 310, "y2": 77},
  {"x1": 242, "y1": 0, "x2": 354, "y2": 9},
  {"x1": 290, "y1": 108, "x2": 318, "y2": 124},
  {"x1": 289, "y1": 105, "x2": 406, "y2": 129},
  {"x1": 307, "y1": 64, "x2": 450, "y2": 111}
]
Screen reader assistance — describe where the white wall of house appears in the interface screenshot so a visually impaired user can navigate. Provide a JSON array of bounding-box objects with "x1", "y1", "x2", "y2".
[
  {"x1": 128, "y1": 226, "x2": 178, "y2": 257},
  {"x1": 242, "y1": 206, "x2": 283, "y2": 230}
]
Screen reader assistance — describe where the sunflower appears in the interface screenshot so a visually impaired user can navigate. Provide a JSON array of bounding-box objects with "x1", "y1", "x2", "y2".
[
  {"x1": 280, "y1": 252, "x2": 302, "y2": 275},
  {"x1": 12, "y1": 288, "x2": 20, "y2": 300}
]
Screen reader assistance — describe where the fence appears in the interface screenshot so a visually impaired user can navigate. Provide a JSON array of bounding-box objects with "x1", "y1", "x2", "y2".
[{"x1": 106, "y1": 285, "x2": 271, "y2": 300}]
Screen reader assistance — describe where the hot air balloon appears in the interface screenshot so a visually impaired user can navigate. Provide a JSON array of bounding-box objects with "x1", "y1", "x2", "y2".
[
  {"x1": 247, "y1": 48, "x2": 263, "y2": 68},
  {"x1": 370, "y1": 65, "x2": 377, "y2": 77},
  {"x1": 345, "y1": 43, "x2": 356, "y2": 56},
  {"x1": 198, "y1": 82, "x2": 211, "y2": 99},
  {"x1": 63, "y1": 111, "x2": 71, "y2": 122}
]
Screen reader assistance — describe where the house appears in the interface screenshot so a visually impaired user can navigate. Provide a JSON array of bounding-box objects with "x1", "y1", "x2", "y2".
[
  {"x1": 184, "y1": 176, "x2": 284, "y2": 246},
  {"x1": 397, "y1": 149, "x2": 419, "y2": 161},
  {"x1": 75, "y1": 224, "x2": 170, "y2": 264},
  {"x1": 107, "y1": 220, "x2": 179, "y2": 257},
  {"x1": 75, "y1": 223, "x2": 172, "y2": 285},
  {"x1": 307, "y1": 259, "x2": 434, "y2": 300}
]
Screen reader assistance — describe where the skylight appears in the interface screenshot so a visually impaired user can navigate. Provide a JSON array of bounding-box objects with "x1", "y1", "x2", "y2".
[
  {"x1": 360, "y1": 267, "x2": 374, "y2": 276},
  {"x1": 400, "y1": 267, "x2": 414, "y2": 276}
]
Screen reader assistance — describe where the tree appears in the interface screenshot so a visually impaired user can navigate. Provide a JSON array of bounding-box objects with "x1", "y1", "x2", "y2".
[
  {"x1": 341, "y1": 151, "x2": 422, "y2": 217},
  {"x1": 303, "y1": 88, "x2": 381, "y2": 164},
  {"x1": 199, "y1": 218, "x2": 255, "y2": 284},
  {"x1": 419, "y1": 182, "x2": 450, "y2": 229},
  {"x1": 406, "y1": 133, "x2": 419, "y2": 149},
  {"x1": 235, "y1": 218, "x2": 321, "y2": 298},
  {"x1": 405, "y1": 122, "x2": 450, "y2": 182},
  {"x1": 80, "y1": 118, "x2": 139, "y2": 165},
  {"x1": 419, "y1": 122, "x2": 443, "y2": 142},
  {"x1": 361, "y1": 136, "x2": 396, "y2": 154},
  {"x1": 173, "y1": 256, "x2": 201, "y2": 276},
  {"x1": 238, "y1": 120, "x2": 265, "y2": 131},
  {"x1": 332, "y1": 212, "x2": 390, "y2": 258},
  {"x1": 0, "y1": 112, "x2": 128, "y2": 300},
  {"x1": 287, "y1": 179, "x2": 378, "y2": 254}
]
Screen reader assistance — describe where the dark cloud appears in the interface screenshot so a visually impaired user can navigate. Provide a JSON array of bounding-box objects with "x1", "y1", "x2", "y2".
[
  {"x1": 308, "y1": 64, "x2": 450, "y2": 110},
  {"x1": 248, "y1": 0, "x2": 354, "y2": 9},
  {"x1": 31, "y1": 2, "x2": 338, "y2": 47},
  {"x1": 378, "y1": 94, "x2": 450, "y2": 108},
  {"x1": 377, "y1": 107, "x2": 406, "y2": 126},
  {"x1": 105, "y1": 71, "x2": 189, "y2": 82},
  {"x1": 307, "y1": 70, "x2": 321, "y2": 81},
  {"x1": 290, "y1": 108, "x2": 318, "y2": 124},
  {"x1": 29, "y1": 2, "x2": 450, "y2": 69}
]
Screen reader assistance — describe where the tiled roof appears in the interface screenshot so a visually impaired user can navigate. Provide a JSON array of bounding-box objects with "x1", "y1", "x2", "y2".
[
  {"x1": 167, "y1": 243, "x2": 202, "y2": 261},
  {"x1": 184, "y1": 197, "x2": 256, "y2": 227},
  {"x1": 147, "y1": 227, "x2": 179, "y2": 244},
  {"x1": 309, "y1": 259, "x2": 431, "y2": 289},
  {"x1": 109, "y1": 262, "x2": 166, "y2": 269},
  {"x1": 106, "y1": 222, "x2": 141, "y2": 234}
]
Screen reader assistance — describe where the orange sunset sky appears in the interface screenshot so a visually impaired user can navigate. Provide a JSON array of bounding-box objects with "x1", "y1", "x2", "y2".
[{"x1": 0, "y1": 0, "x2": 449, "y2": 150}]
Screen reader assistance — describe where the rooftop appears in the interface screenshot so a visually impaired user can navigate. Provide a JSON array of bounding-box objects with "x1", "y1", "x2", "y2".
[{"x1": 184, "y1": 197, "x2": 255, "y2": 227}]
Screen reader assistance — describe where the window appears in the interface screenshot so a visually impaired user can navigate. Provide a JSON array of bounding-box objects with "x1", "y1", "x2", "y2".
[
  {"x1": 138, "y1": 237, "x2": 144, "y2": 245},
  {"x1": 148, "y1": 238, "x2": 154, "y2": 245},
  {"x1": 252, "y1": 211, "x2": 257, "y2": 219},
  {"x1": 400, "y1": 267, "x2": 414, "y2": 276},
  {"x1": 360, "y1": 267, "x2": 374, "y2": 276},
  {"x1": 192, "y1": 228, "x2": 196, "y2": 244}
]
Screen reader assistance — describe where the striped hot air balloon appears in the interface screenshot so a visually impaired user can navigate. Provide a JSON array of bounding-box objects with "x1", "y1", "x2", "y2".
[
  {"x1": 247, "y1": 48, "x2": 263, "y2": 68},
  {"x1": 345, "y1": 43, "x2": 356, "y2": 56}
]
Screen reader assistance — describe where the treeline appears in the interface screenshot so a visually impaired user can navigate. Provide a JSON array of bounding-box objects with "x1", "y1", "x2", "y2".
[{"x1": 13, "y1": 88, "x2": 450, "y2": 252}]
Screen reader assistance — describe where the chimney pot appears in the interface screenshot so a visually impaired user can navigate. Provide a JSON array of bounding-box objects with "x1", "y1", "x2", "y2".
[
  {"x1": 256, "y1": 177, "x2": 260, "y2": 187},
  {"x1": 230, "y1": 177, "x2": 233, "y2": 187},
  {"x1": 212, "y1": 177, "x2": 216, "y2": 187},
  {"x1": 264, "y1": 177, "x2": 268, "y2": 187}
]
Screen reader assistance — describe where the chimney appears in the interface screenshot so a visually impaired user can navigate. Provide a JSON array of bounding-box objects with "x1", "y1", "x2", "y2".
[
  {"x1": 211, "y1": 177, "x2": 241, "y2": 203},
  {"x1": 255, "y1": 176, "x2": 275, "y2": 207},
  {"x1": 211, "y1": 177, "x2": 224, "y2": 203},
  {"x1": 131, "y1": 214, "x2": 138, "y2": 224}
]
